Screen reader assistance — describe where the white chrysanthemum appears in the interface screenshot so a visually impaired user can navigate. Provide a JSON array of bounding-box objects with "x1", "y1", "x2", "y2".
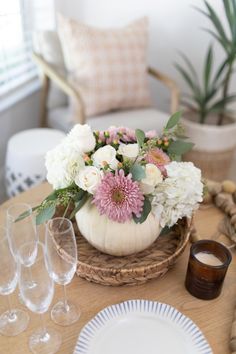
[
  {"x1": 65, "y1": 124, "x2": 96, "y2": 153},
  {"x1": 152, "y1": 161, "x2": 203, "y2": 228},
  {"x1": 45, "y1": 143, "x2": 85, "y2": 189}
]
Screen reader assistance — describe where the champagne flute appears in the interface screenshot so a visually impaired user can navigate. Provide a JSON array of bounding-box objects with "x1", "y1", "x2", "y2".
[
  {"x1": 0, "y1": 226, "x2": 29, "y2": 336},
  {"x1": 45, "y1": 217, "x2": 80, "y2": 326},
  {"x1": 7, "y1": 203, "x2": 38, "y2": 267},
  {"x1": 18, "y1": 242, "x2": 61, "y2": 354}
]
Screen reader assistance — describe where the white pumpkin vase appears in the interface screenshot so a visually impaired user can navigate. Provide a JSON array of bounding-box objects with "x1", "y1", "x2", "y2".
[{"x1": 75, "y1": 198, "x2": 161, "y2": 256}]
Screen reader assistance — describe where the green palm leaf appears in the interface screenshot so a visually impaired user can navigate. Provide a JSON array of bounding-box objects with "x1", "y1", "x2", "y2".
[{"x1": 204, "y1": 45, "x2": 213, "y2": 94}]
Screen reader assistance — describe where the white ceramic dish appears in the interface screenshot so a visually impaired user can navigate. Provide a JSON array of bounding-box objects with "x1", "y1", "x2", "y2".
[{"x1": 74, "y1": 299, "x2": 212, "y2": 354}]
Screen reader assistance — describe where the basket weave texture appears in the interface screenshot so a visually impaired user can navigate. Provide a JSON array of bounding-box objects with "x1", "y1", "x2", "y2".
[{"x1": 59, "y1": 217, "x2": 191, "y2": 286}]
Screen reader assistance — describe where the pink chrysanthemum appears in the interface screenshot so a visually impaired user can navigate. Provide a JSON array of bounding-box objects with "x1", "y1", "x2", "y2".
[
  {"x1": 93, "y1": 170, "x2": 144, "y2": 223},
  {"x1": 146, "y1": 148, "x2": 170, "y2": 174}
]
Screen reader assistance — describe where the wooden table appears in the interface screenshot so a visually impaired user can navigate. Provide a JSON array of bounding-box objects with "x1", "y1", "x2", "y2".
[{"x1": 0, "y1": 183, "x2": 235, "y2": 354}]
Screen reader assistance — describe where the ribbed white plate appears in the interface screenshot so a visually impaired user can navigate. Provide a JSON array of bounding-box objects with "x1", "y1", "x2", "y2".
[{"x1": 74, "y1": 300, "x2": 212, "y2": 354}]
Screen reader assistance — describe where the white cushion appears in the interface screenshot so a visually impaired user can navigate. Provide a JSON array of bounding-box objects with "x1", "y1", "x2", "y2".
[
  {"x1": 48, "y1": 107, "x2": 170, "y2": 134},
  {"x1": 33, "y1": 31, "x2": 67, "y2": 109}
]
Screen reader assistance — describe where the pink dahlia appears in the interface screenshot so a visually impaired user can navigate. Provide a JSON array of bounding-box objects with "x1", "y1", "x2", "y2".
[
  {"x1": 93, "y1": 170, "x2": 144, "y2": 223},
  {"x1": 146, "y1": 148, "x2": 170, "y2": 174}
]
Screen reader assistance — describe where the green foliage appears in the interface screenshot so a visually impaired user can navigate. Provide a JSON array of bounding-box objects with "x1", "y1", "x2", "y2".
[
  {"x1": 176, "y1": 0, "x2": 236, "y2": 125},
  {"x1": 168, "y1": 140, "x2": 194, "y2": 155},
  {"x1": 36, "y1": 204, "x2": 56, "y2": 225},
  {"x1": 133, "y1": 197, "x2": 152, "y2": 224},
  {"x1": 69, "y1": 192, "x2": 88, "y2": 219},
  {"x1": 135, "y1": 129, "x2": 145, "y2": 148},
  {"x1": 165, "y1": 111, "x2": 182, "y2": 130},
  {"x1": 130, "y1": 164, "x2": 146, "y2": 181}
]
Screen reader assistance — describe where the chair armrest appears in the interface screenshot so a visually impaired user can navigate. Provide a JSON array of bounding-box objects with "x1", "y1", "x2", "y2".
[
  {"x1": 148, "y1": 67, "x2": 180, "y2": 114},
  {"x1": 32, "y1": 53, "x2": 86, "y2": 124}
]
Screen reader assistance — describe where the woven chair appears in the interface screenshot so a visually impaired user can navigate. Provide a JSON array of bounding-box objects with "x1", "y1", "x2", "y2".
[{"x1": 33, "y1": 31, "x2": 180, "y2": 133}]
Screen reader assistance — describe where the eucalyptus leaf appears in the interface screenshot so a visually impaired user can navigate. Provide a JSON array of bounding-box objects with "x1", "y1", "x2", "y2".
[
  {"x1": 69, "y1": 193, "x2": 88, "y2": 219},
  {"x1": 45, "y1": 191, "x2": 58, "y2": 201},
  {"x1": 168, "y1": 140, "x2": 194, "y2": 155},
  {"x1": 133, "y1": 197, "x2": 151, "y2": 224},
  {"x1": 15, "y1": 206, "x2": 38, "y2": 222},
  {"x1": 165, "y1": 111, "x2": 182, "y2": 130},
  {"x1": 36, "y1": 204, "x2": 56, "y2": 225},
  {"x1": 130, "y1": 164, "x2": 146, "y2": 181},
  {"x1": 135, "y1": 129, "x2": 145, "y2": 148}
]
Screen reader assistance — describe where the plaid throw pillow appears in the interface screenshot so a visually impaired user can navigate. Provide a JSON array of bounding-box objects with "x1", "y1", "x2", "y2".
[{"x1": 58, "y1": 15, "x2": 151, "y2": 117}]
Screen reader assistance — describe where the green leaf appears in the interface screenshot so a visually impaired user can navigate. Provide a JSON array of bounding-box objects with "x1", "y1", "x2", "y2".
[
  {"x1": 36, "y1": 204, "x2": 56, "y2": 225},
  {"x1": 204, "y1": 45, "x2": 213, "y2": 93},
  {"x1": 204, "y1": 0, "x2": 229, "y2": 44},
  {"x1": 15, "y1": 206, "x2": 38, "y2": 222},
  {"x1": 170, "y1": 154, "x2": 182, "y2": 162},
  {"x1": 45, "y1": 191, "x2": 58, "y2": 201},
  {"x1": 160, "y1": 225, "x2": 173, "y2": 236},
  {"x1": 73, "y1": 189, "x2": 86, "y2": 202},
  {"x1": 178, "y1": 52, "x2": 198, "y2": 80},
  {"x1": 165, "y1": 111, "x2": 182, "y2": 130},
  {"x1": 209, "y1": 94, "x2": 236, "y2": 112},
  {"x1": 135, "y1": 129, "x2": 145, "y2": 148},
  {"x1": 69, "y1": 193, "x2": 88, "y2": 219},
  {"x1": 133, "y1": 197, "x2": 151, "y2": 224},
  {"x1": 203, "y1": 28, "x2": 230, "y2": 53},
  {"x1": 212, "y1": 58, "x2": 228, "y2": 85},
  {"x1": 223, "y1": 0, "x2": 235, "y2": 37},
  {"x1": 130, "y1": 164, "x2": 146, "y2": 181},
  {"x1": 168, "y1": 140, "x2": 194, "y2": 155}
]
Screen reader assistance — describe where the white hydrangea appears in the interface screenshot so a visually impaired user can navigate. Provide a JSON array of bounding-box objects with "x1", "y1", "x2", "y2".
[
  {"x1": 65, "y1": 124, "x2": 96, "y2": 153},
  {"x1": 152, "y1": 161, "x2": 203, "y2": 228},
  {"x1": 45, "y1": 143, "x2": 85, "y2": 189}
]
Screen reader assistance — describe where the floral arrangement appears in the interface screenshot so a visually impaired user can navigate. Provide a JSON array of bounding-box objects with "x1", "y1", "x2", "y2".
[{"x1": 31, "y1": 112, "x2": 203, "y2": 228}]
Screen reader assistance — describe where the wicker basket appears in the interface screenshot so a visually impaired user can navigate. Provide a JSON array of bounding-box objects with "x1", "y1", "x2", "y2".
[
  {"x1": 57, "y1": 217, "x2": 192, "y2": 286},
  {"x1": 184, "y1": 148, "x2": 235, "y2": 182}
]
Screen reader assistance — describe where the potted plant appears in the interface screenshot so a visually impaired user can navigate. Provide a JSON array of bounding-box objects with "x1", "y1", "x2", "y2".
[
  {"x1": 175, "y1": 0, "x2": 236, "y2": 181},
  {"x1": 20, "y1": 115, "x2": 203, "y2": 256}
]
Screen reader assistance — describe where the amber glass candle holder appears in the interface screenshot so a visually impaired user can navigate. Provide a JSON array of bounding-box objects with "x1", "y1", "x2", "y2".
[{"x1": 185, "y1": 240, "x2": 232, "y2": 300}]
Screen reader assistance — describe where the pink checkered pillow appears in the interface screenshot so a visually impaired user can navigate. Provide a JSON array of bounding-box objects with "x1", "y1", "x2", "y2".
[{"x1": 58, "y1": 15, "x2": 151, "y2": 117}]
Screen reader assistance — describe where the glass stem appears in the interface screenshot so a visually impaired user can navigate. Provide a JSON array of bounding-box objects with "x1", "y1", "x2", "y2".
[
  {"x1": 40, "y1": 313, "x2": 47, "y2": 337},
  {"x1": 63, "y1": 284, "x2": 69, "y2": 311},
  {"x1": 7, "y1": 294, "x2": 16, "y2": 321}
]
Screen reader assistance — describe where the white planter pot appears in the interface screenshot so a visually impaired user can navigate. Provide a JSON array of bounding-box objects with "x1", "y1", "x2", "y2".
[
  {"x1": 75, "y1": 198, "x2": 160, "y2": 256},
  {"x1": 182, "y1": 116, "x2": 236, "y2": 181},
  {"x1": 182, "y1": 116, "x2": 236, "y2": 153}
]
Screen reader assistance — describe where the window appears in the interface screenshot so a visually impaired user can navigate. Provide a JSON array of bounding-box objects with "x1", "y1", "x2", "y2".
[{"x1": 0, "y1": 0, "x2": 55, "y2": 98}]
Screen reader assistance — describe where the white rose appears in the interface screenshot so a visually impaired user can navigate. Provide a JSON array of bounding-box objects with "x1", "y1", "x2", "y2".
[
  {"x1": 140, "y1": 163, "x2": 163, "y2": 194},
  {"x1": 92, "y1": 145, "x2": 118, "y2": 169},
  {"x1": 45, "y1": 143, "x2": 85, "y2": 189},
  {"x1": 118, "y1": 143, "x2": 139, "y2": 160},
  {"x1": 75, "y1": 166, "x2": 103, "y2": 194},
  {"x1": 66, "y1": 124, "x2": 96, "y2": 153}
]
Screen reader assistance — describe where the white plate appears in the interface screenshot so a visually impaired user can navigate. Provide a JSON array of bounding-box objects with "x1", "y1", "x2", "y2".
[{"x1": 74, "y1": 299, "x2": 212, "y2": 354}]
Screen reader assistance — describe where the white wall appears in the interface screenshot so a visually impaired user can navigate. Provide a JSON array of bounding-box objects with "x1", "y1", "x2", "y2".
[
  {"x1": 55, "y1": 0, "x2": 236, "y2": 113},
  {"x1": 0, "y1": 91, "x2": 40, "y2": 201}
]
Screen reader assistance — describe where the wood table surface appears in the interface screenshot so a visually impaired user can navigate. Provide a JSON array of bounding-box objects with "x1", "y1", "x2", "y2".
[{"x1": 0, "y1": 182, "x2": 235, "y2": 354}]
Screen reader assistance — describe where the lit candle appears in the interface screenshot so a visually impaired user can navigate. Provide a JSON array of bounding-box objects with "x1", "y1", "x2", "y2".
[
  {"x1": 185, "y1": 240, "x2": 232, "y2": 300},
  {"x1": 195, "y1": 251, "x2": 223, "y2": 267}
]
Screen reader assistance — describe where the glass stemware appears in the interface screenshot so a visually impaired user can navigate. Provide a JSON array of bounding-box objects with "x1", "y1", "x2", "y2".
[
  {"x1": 7, "y1": 203, "x2": 38, "y2": 267},
  {"x1": 45, "y1": 217, "x2": 80, "y2": 326},
  {"x1": 0, "y1": 226, "x2": 29, "y2": 336},
  {"x1": 7, "y1": 203, "x2": 38, "y2": 304},
  {"x1": 18, "y1": 242, "x2": 61, "y2": 354}
]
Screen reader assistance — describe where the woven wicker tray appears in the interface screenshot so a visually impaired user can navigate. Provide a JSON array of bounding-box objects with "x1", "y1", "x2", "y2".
[{"x1": 67, "y1": 217, "x2": 191, "y2": 286}]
